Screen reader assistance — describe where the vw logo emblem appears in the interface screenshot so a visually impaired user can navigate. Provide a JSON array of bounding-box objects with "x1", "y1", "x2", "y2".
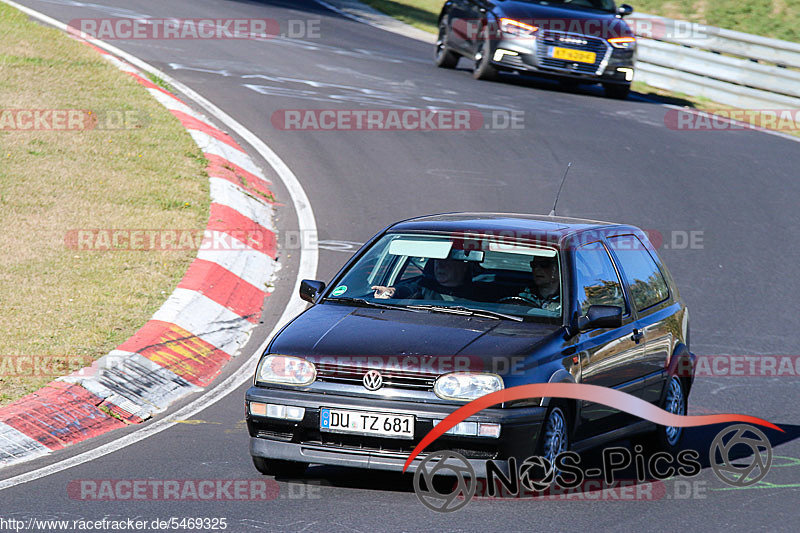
[{"x1": 363, "y1": 369, "x2": 383, "y2": 391}]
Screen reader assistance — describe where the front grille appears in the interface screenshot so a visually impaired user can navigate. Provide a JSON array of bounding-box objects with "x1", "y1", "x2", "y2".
[
  {"x1": 318, "y1": 433, "x2": 413, "y2": 454},
  {"x1": 256, "y1": 429, "x2": 293, "y2": 441},
  {"x1": 312, "y1": 432, "x2": 499, "y2": 460},
  {"x1": 536, "y1": 30, "x2": 609, "y2": 75},
  {"x1": 499, "y1": 54, "x2": 526, "y2": 68},
  {"x1": 252, "y1": 419, "x2": 502, "y2": 461},
  {"x1": 315, "y1": 363, "x2": 437, "y2": 391}
]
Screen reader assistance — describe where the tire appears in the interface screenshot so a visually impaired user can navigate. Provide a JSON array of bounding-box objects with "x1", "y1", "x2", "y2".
[
  {"x1": 648, "y1": 375, "x2": 687, "y2": 452},
  {"x1": 536, "y1": 404, "x2": 570, "y2": 464},
  {"x1": 473, "y1": 27, "x2": 498, "y2": 81},
  {"x1": 434, "y1": 20, "x2": 459, "y2": 69},
  {"x1": 252, "y1": 456, "x2": 308, "y2": 478},
  {"x1": 603, "y1": 83, "x2": 630, "y2": 99}
]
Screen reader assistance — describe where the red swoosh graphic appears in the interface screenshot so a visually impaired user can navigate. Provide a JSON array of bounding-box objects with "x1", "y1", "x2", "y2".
[{"x1": 402, "y1": 383, "x2": 782, "y2": 472}]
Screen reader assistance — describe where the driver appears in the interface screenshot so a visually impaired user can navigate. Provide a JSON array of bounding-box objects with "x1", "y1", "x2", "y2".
[
  {"x1": 372, "y1": 258, "x2": 474, "y2": 301},
  {"x1": 513, "y1": 256, "x2": 561, "y2": 312}
]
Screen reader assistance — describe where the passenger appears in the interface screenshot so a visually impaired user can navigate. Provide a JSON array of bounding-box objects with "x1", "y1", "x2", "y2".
[{"x1": 372, "y1": 258, "x2": 475, "y2": 301}]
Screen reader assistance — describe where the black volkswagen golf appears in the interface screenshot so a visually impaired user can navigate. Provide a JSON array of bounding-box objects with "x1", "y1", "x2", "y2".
[
  {"x1": 246, "y1": 214, "x2": 694, "y2": 476},
  {"x1": 434, "y1": 0, "x2": 637, "y2": 98}
]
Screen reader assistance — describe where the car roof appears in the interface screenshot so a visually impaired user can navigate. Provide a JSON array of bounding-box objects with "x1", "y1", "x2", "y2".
[{"x1": 389, "y1": 212, "x2": 636, "y2": 245}]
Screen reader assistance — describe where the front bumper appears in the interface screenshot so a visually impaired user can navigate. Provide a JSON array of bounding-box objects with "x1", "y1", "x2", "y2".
[
  {"x1": 489, "y1": 36, "x2": 635, "y2": 84},
  {"x1": 246, "y1": 386, "x2": 547, "y2": 474}
]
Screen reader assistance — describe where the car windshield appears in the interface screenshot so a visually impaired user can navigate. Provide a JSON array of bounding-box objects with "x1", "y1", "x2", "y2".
[
  {"x1": 325, "y1": 233, "x2": 563, "y2": 322},
  {"x1": 514, "y1": 0, "x2": 617, "y2": 14}
]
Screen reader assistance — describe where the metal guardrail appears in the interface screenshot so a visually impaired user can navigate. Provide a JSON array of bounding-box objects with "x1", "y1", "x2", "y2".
[{"x1": 628, "y1": 13, "x2": 800, "y2": 108}]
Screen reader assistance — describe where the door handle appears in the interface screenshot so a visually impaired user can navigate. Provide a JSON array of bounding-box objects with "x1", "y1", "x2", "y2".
[{"x1": 631, "y1": 329, "x2": 644, "y2": 343}]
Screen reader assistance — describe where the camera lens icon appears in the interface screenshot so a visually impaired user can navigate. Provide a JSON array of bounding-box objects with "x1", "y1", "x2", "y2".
[
  {"x1": 413, "y1": 451, "x2": 476, "y2": 513},
  {"x1": 519, "y1": 456, "x2": 555, "y2": 492},
  {"x1": 710, "y1": 424, "x2": 772, "y2": 487}
]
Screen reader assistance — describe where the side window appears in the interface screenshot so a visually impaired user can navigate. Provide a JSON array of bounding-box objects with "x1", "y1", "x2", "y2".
[
  {"x1": 574, "y1": 241, "x2": 627, "y2": 315},
  {"x1": 607, "y1": 235, "x2": 670, "y2": 311}
]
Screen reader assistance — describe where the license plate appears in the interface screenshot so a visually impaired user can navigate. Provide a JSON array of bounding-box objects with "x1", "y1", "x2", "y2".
[
  {"x1": 320, "y1": 408, "x2": 414, "y2": 439},
  {"x1": 549, "y1": 46, "x2": 596, "y2": 64}
]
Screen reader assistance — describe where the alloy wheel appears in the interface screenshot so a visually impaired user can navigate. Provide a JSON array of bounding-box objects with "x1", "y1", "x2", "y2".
[{"x1": 664, "y1": 377, "x2": 686, "y2": 446}]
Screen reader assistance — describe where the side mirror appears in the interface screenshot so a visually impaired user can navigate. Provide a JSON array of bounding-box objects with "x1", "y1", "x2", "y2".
[
  {"x1": 617, "y1": 4, "x2": 633, "y2": 17},
  {"x1": 578, "y1": 305, "x2": 623, "y2": 331},
  {"x1": 299, "y1": 279, "x2": 325, "y2": 303}
]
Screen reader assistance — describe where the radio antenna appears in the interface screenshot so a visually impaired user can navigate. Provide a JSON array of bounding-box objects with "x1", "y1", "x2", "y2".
[{"x1": 549, "y1": 162, "x2": 572, "y2": 216}]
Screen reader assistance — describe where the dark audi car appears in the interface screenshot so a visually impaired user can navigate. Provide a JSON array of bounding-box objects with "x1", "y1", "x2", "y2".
[
  {"x1": 435, "y1": 0, "x2": 637, "y2": 98},
  {"x1": 246, "y1": 214, "x2": 694, "y2": 476}
]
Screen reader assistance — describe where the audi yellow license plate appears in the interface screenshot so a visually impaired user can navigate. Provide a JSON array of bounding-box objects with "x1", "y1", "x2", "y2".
[
  {"x1": 549, "y1": 46, "x2": 596, "y2": 64},
  {"x1": 320, "y1": 408, "x2": 414, "y2": 439}
]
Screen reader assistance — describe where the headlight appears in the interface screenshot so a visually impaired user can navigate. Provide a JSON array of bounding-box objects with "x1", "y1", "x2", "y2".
[
  {"x1": 256, "y1": 355, "x2": 316, "y2": 386},
  {"x1": 608, "y1": 36, "x2": 636, "y2": 49},
  {"x1": 434, "y1": 372, "x2": 504, "y2": 401},
  {"x1": 500, "y1": 18, "x2": 538, "y2": 37}
]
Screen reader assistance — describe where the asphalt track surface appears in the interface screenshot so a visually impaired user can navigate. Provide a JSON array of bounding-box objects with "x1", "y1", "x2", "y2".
[{"x1": 2, "y1": 0, "x2": 799, "y2": 531}]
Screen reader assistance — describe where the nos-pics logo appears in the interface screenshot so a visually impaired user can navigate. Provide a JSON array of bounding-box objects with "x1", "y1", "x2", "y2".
[{"x1": 413, "y1": 424, "x2": 773, "y2": 512}]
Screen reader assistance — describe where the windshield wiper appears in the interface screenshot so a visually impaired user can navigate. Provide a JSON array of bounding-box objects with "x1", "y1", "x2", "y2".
[
  {"x1": 326, "y1": 298, "x2": 523, "y2": 321},
  {"x1": 406, "y1": 304, "x2": 523, "y2": 322},
  {"x1": 325, "y1": 296, "x2": 423, "y2": 312}
]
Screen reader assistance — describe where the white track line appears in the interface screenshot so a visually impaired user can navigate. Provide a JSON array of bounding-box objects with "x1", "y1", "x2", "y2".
[
  {"x1": 0, "y1": 0, "x2": 318, "y2": 491},
  {"x1": 313, "y1": 0, "x2": 436, "y2": 44}
]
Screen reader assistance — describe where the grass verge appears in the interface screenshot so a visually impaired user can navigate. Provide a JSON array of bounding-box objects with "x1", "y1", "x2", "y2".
[
  {"x1": 0, "y1": 4, "x2": 209, "y2": 406},
  {"x1": 631, "y1": 81, "x2": 800, "y2": 138},
  {"x1": 360, "y1": 0, "x2": 440, "y2": 33},
  {"x1": 632, "y1": 0, "x2": 800, "y2": 43}
]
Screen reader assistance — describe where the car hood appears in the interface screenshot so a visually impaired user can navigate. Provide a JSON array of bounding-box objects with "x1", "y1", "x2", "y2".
[
  {"x1": 268, "y1": 303, "x2": 560, "y2": 370},
  {"x1": 494, "y1": 1, "x2": 632, "y2": 37}
]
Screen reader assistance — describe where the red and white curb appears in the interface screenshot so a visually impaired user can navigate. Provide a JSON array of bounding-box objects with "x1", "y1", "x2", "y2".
[{"x1": 0, "y1": 41, "x2": 278, "y2": 467}]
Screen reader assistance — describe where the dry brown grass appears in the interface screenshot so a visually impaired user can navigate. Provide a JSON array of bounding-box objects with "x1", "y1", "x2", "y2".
[{"x1": 0, "y1": 4, "x2": 209, "y2": 405}]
